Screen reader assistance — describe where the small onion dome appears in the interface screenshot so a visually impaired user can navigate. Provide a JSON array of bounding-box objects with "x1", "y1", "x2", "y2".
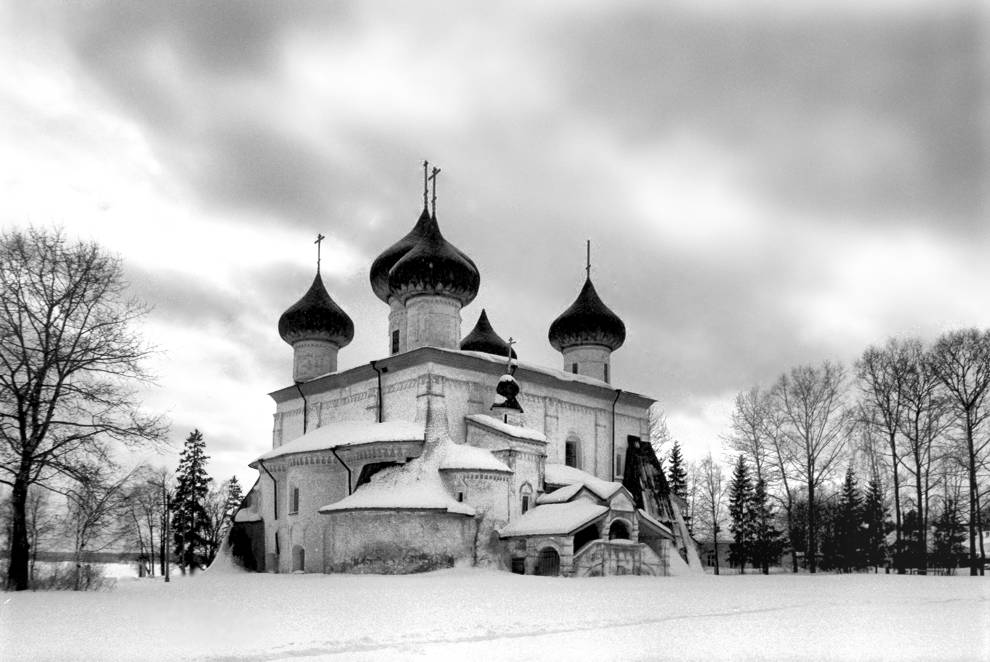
[
  {"x1": 460, "y1": 309, "x2": 517, "y2": 358},
  {"x1": 277, "y1": 274, "x2": 354, "y2": 347},
  {"x1": 385, "y1": 212, "x2": 480, "y2": 306},
  {"x1": 548, "y1": 277, "x2": 626, "y2": 352}
]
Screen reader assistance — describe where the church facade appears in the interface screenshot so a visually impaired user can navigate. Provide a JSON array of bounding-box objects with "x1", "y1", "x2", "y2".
[{"x1": 231, "y1": 166, "x2": 695, "y2": 577}]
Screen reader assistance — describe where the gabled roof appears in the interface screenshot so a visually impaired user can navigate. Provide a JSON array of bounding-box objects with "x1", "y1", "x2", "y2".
[
  {"x1": 499, "y1": 501, "x2": 608, "y2": 537},
  {"x1": 544, "y1": 463, "x2": 623, "y2": 500},
  {"x1": 536, "y1": 483, "x2": 586, "y2": 505},
  {"x1": 253, "y1": 421, "x2": 424, "y2": 464}
]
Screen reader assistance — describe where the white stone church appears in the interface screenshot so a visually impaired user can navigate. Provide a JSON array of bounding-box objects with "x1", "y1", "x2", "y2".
[{"x1": 229, "y1": 167, "x2": 697, "y2": 577}]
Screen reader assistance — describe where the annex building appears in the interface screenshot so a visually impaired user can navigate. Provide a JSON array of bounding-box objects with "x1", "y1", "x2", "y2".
[{"x1": 230, "y1": 165, "x2": 697, "y2": 577}]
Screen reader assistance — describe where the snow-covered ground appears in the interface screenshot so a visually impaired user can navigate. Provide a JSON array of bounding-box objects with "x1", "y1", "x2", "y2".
[{"x1": 1, "y1": 569, "x2": 987, "y2": 661}]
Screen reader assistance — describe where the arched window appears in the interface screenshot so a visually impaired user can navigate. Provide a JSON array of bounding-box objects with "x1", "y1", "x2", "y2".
[
  {"x1": 520, "y1": 483, "x2": 533, "y2": 514},
  {"x1": 564, "y1": 437, "x2": 580, "y2": 468},
  {"x1": 292, "y1": 545, "x2": 305, "y2": 572},
  {"x1": 608, "y1": 520, "x2": 631, "y2": 540}
]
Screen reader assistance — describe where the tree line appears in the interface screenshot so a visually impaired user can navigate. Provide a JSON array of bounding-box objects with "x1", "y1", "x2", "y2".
[{"x1": 669, "y1": 333, "x2": 989, "y2": 576}]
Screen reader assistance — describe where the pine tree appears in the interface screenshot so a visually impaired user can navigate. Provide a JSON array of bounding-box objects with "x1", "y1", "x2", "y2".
[
  {"x1": 749, "y1": 478, "x2": 783, "y2": 574},
  {"x1": 667, "y1": 441, "x2": 688, "y2": 502},
  {"x1": 224, "y1": 476, "x2": 244, "y2": 519},
  {"x1": 932, "y1": 499, "x2": 966, "y2": 574},
  {"x1": 171, "y1": 429, "x2": 212, "y2": 574},
  {"x1": 862, "y1": 477, "x2": 888, "y2": 571},
  {"x1": 836, "y1": 468, "x2": 864, "y2": 572},
  {"x1": 728, "y1": 455, "x2": 755, "y2": 573}
]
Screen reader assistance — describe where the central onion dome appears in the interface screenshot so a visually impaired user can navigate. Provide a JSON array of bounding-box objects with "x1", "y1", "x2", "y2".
[
  {"x1": 370, "y1": 208, "x2": 480, "y2": 306},
  {"x1": 278, "y1": 274, "x2": 355, "y2": 347},
  {"x1": 460, "y1": 309, "x2": 517, "y2": 358},
  {"x1": 548, "y1": 277, "x2": 626, "y2": 351}
]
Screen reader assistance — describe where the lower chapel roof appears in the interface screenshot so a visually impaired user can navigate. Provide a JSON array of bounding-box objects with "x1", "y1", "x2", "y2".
[
  {"x1": 253, "y1": 421, "x2": 425, "y2": 464},
  {"x1": 268, "y1": 346, "x2": 654, "y2": 409},
  {"x1": 499, "y1": 501, "x2": 609, "y2": 537}
]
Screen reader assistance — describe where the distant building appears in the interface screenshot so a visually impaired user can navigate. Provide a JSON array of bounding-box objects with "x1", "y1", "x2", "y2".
[{"x1": 231, "y1": 168, "x2": 697, "y2": 576}]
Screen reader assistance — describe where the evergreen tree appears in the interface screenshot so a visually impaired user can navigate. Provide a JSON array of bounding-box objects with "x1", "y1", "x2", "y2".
[
  {"x1": 862, "y1": 477, "x2": 888, "y2": 571},
  {"x1": 171, "y1": 429, "x2": 212, "y2": 573},
  {"x1": 224, "y1": 476, "x2": 244, "y2": 518},
  {"x1": 749, "y1": 477, "x2": 783, "y2": 574},
  {"x1": 667, "y1": 441, "x2": 688, "y2": 502},
  {"x1": 728, "y1": 455, "x2": 755, "y2": 573},
  {"x1": 932, "y1": 499, "x2": 966, "y2": 574},
  {"x1": 835, "y1": 467, "x2": 865, "y2": 571}
]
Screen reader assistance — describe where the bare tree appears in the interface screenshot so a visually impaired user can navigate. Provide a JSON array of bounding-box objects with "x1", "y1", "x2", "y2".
[
  {"x1": 122, "y1": 465, "x2": 168, "y2": 577},
  {"x1": 856, "y1": 340, "x2": 910, "y2": 567},
  {"x1": 725, "y1": 386, "x2": 780, "y2": 488},
  {"x1": 0, "y1": 227, "x2": 166, "y2": 590},
  {"x1": 202, "y1": 479, "x2": 234, "y2": 565},
  {"x1": 773, "y1": 361, "x2": 852, "y2": 573},
  {"x1": 697, "y1": 451, "x2": 727, "y2": 575},
  {"x1": 930, "y1": 328, "x2": 990, "y2": 575},
  {"x1": 896, "y1": 340, "x2": 951, "y2": 574},
  {"x1": 64, "y1": 466, "x2": 132, "y2": 590}
]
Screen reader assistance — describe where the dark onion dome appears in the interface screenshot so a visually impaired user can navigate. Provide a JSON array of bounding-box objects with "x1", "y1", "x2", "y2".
[
  {"x1": 548, "y1": 277, "x2": 626, "y2": 352},
  {"x1": 278, "y1": 274, "x2": 354, "y2": 347},
  {"x1": 460, "y1": 309, "x2": 517, "y2": 358},
  {"x1": 385, "y1": 212, "x2": 480, "y2": 306},
  {"x1": 369, "y1": 207, "x2": 433, "y2": 303}
]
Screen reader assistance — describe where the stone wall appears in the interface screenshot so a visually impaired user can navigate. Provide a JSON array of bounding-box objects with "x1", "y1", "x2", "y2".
[
  {"x1": 322, "y1": 510, "x2": 476, "y2": 574},
  {"x1": 572, "y1": 540, "x2": 667, "y2": 577}
]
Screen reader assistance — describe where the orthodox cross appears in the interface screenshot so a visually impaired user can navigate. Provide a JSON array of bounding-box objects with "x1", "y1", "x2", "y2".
[
  {"x1": 429, "y1": 166, "x2": 441, "y2": 217},
  {"x1": 505, "y1": 337, "x2": 516, "y2": 370},
  {"x1": 422, "y1": 160, "x2": 430, "y2": 209},
  {"x1": 315, "y1": 233, "x2": 325, "y2": 273},
  {"x1": 586, "y1": 239, "x2": 591, "y2": 279}
]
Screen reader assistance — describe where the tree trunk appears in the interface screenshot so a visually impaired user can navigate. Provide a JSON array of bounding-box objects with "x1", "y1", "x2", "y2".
[
  {"x1": 888, "y1": 431, "x2": 904, "y2": 574},
  {"x1": 913, "y1": 445, "x2": 927, "y2": 575},
  {"x1": 807, "y1": 477, "x2": 817, "y2": 574},
  {"x1": 966, "y1": 412, "x2": 979, "y2": 576},
  {"x1": 6, "y1": 472, "x2": 31, "y2": 591}
]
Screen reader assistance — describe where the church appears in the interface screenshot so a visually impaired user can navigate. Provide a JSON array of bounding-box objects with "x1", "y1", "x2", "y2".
[{"x1": 230, "y1": 164, "x2": 697, "y2": 577}]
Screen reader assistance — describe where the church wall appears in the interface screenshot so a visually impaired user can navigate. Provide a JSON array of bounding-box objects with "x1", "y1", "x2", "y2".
[
  {"x1": 322, "y1": 510, "x2": 476, "y2": 573},
  {"x1": 572, "y1": 540, "x2": 667, "y2": 577},
  {"x1": 440, "y1": 470, "x2": 511, "y2": 567}
]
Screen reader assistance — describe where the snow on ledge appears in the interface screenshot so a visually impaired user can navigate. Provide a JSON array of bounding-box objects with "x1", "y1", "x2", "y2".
[
  {"x1": 465, "y1": 414, "x2": 547, "y2": 442},
  {"x1": 255, "y1": 420, "x2": 424, "y2": 463},
  {"x1": 439, "y1": 443, "x2": 511, "y2": 473}
]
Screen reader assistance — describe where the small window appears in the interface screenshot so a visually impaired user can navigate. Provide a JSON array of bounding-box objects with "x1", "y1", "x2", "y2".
[
  {"x1": 571, "y1": 363, "x2": 579, "y2": 374},
  {"x1": 604, "y1": 364, "x2": 609, "y2": 382},
  {"x1": 615, "y1": 451, "x2": 625, "y2": 478},
  {"x1": 457, "y1": 492, "x2": 464, "y2": 502},
  {"x1": 565, "y1": 439, "x2": 579, "y2": 468},
  {"x1": 289, "y1": 487, "x2": 300, "y2": 515},
  {"x1": 391, "y1": 329, "x2": 400, "y2": 355},
  {"x1": 521, "y1": 495, "x2": 530, "y2": 513}
]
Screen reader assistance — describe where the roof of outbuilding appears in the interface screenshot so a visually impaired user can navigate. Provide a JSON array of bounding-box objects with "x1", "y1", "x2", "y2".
[{"x1": 499, "y1": 501, "x2": 608, "y2": 537}]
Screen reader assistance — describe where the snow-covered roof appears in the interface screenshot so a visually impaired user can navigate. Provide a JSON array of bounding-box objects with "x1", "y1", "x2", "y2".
[
  {"x1": 465, "y1": 414, "x2": 547, "y2": 442},
  {"x1": 637, "y1": 508, "x2": 674, "y2": 538},
  {"x1": 233, "y1": 509, "x2": 262, "y2": 523},
  {"x1": 439, "y1": 443, "x2": 511, "y2": 473},
  {"x1": 319, "y1": 433, "x2": 475, "y2": 516},
  {"x1": 543, "y1": 463, "x2": 623, "y2": 500},
  {"x1": 254, "y1": 420, "x2": 424, "y2": 462},
  {"x1": 500, "y1": 501, "x2": 608, "y2": 537},
  {"x1": 536, "y1": 483, "x2": 585, "y2": 505}
]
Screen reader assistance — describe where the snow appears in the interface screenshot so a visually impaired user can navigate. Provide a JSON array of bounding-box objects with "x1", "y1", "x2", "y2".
[
  {"x1": 439, "y1": 443, "x2": 511, "y2": 473},
  {"x1": 465, "y1": 414, "x2": 547, "y2": 442},
  {"x1": 319, "y1": 438, "x2": 475, "y2": 516},
  {"x1": 499, "y1": 501, "x2": 608, "y2": 536},
  {"x1": 636, "y1": 508, "x2": 674, "y2": 537},
  {"x1": 536, "y1": 483, "x2": 585, "y2": 505},
  {"x1": 544, "y1": 463, "x2": 623, "y2": 500},
  {"x1": 233, "y1": 509, "x2": 261, "y2": 523},
  {"x1": 454, "y1": 347, "x2": 644, "y2": 394},
  {"x1": 2, "y1": 570, "x2": 987, "y2": 661},
  {"x1": 254, "y1": 420, "x2": 424, "y2": 462}
]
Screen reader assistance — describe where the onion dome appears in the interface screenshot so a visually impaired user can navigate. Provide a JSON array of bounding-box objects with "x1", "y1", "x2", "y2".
[
  {"x1": 384, "y1": 212, "x2": 480, "y2": 306},
  {"x1": 370, "y1": 207, "x2": 432, "y2": 303},
  {"x1": 278, "y1": 274, "x2": 354, "y2": 347},
  {"x1": 460, "y1": 309, "x2": 517, "y2": 358},
  {"x1": 548, "y1": 277, "x2": 626, "y2": 352}
]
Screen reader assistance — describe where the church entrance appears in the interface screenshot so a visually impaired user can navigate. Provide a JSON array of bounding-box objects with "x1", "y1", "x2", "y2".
[
  {"x1": 292, "y1": 545, "x2": 305, "y2": 572},
  {"x1": 608, "y1": 520, "x2": 631, "y2": 540},
  {"x1": 536, "y1": 547, "x2": 560, "y2": 576}
]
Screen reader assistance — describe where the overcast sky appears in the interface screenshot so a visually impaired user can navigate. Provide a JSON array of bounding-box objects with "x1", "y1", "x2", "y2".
[{"x1": 1, "y1": 1, "x2": 985, "y2": 488}]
